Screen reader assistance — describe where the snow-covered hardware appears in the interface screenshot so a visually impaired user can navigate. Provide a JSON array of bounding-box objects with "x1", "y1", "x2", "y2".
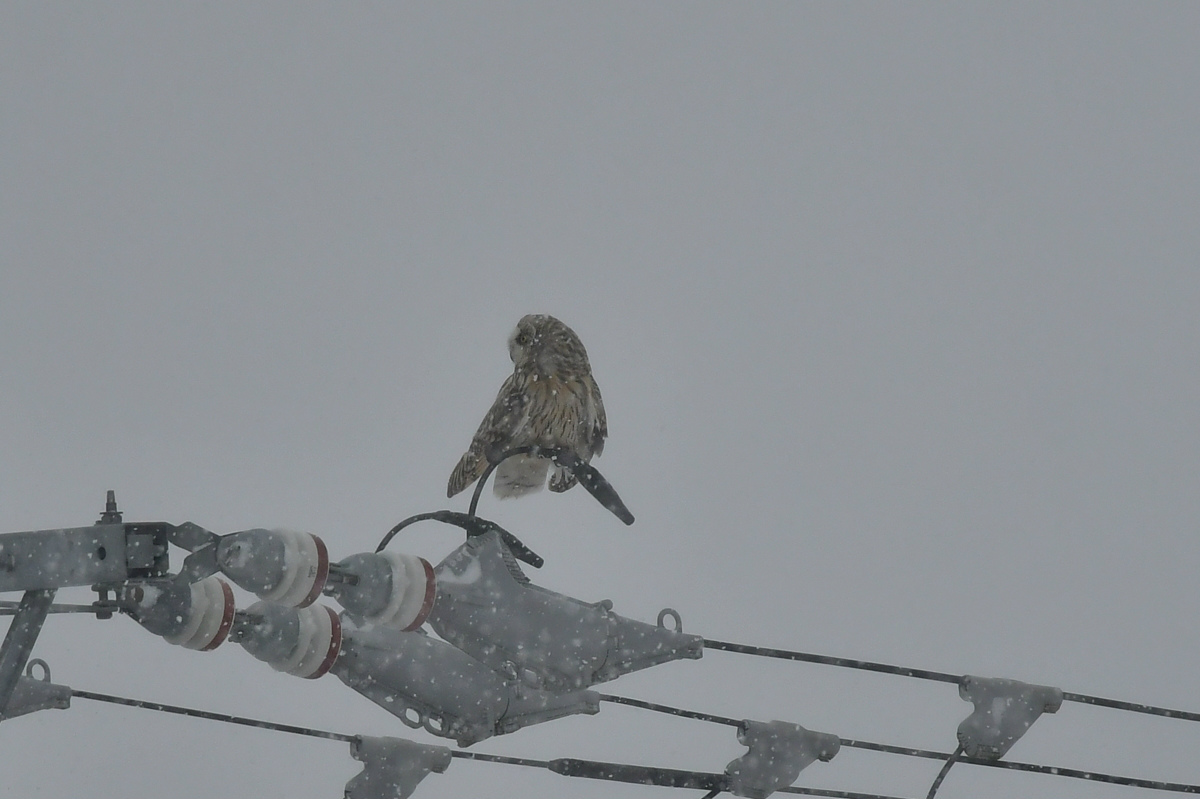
[
  {"x1": 125, "y1": 575, "x2": 235, "y2": 651},
  {"x1": 0, "y1": 522, "x2": 168, "y2": 593},
  {"x1": 214, "y1": 529, "x2": 330, "y2": 608},
  {"x1": 956, "y1": 675, "x2": 1063, "y2": 759},
  {"x1": 327, "y1": 551, "x2": 436, "y2": 631},
  {"x1": 426, "y1": 530, "x2": 703, "y2": 692},
  {"x1": 345, "y1": 736, "x2": 452, "y2": 799},
  {"x1": 236, "y1": 600, "x2": 342, "y2": 679},
  {"x1": 333, "y1": 620, "x2": 601, "y2": 747},
  {"x1": 724, "y1": 720, "x2": 841, "y2": 799},
  {"x1": 0, "y1": 661, "x2": 71, "y2": 722}
]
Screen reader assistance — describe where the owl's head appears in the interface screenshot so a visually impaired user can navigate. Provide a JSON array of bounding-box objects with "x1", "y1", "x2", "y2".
[{"x1": 508, "y1": 314, "x2": 591, "y2": 375}]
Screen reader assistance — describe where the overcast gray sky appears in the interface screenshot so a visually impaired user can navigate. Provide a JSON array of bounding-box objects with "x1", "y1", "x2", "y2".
[{"x1": 2, "y1": 4, "x2": 1199, "y2": 798}]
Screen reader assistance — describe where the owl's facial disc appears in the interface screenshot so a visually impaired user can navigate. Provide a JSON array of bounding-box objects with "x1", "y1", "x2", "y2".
[{"x1": 507, "y1": 323, "x2": 532, "y2": 364}]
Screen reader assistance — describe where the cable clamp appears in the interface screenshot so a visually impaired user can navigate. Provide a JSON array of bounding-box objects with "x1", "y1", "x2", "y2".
[
  {"x1": 956, "y1": 675, "x2": 1063, "y2": 759},
  {"x1": 725, "y1": 719, "x2": 840, "y2": 798},
  {"x1": 345, "y1": 735, "x2": 452, "y2": 799}
]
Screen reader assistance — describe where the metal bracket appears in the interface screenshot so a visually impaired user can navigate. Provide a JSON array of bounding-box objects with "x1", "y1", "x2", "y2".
[
  {"x1": 345, "y1": 736, "x2": 452, "y2": 799},
  {"x1": 0, "y1": 589, "x2": 56, "y2": 722},
  {"x1": 0, "y1": 659, "x2": 71, "y2": 720},
  {"x1": 956, "y1": 675, "x2": 1063, "y2": 759},
  {"x1": 725, "y1": 720, "x2": 841, "y2": 799}
]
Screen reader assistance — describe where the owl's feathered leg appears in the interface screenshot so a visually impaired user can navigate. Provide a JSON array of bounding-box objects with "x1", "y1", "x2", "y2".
[
  {"x1": 494, "y1": 455, "x2": 550, "y2": 498},
  {"x1": 548, "y1": 465, "x2": 578, "y2": 493},
  {"x1": 447, "y1": 449, "x2": 486, "y2": 498}
]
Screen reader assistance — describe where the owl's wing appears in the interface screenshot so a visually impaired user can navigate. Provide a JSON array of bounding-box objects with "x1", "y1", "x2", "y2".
[
  {"x1": 549, "y1": 374, "x2": 607, "y2": 493},
  {"x1": 447, "y1": 374, "x2": 529, "y2": 498},
  {"x1": 589, "y1": 374, "x2": 607, "y2": 458}
]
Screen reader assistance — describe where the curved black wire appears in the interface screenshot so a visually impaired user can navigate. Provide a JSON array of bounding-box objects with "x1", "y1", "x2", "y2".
[
  {"x1": 925, "y1": 745, "x2": 962, "y2": 799},
  {"x1": 375, "y1": 510, "x2": 544, "y2": 568},
  {"x1": 468, "y1": 445, "x2": 635, "y2": 525}
]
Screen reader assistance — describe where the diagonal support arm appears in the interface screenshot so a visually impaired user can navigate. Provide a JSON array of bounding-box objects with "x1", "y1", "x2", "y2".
[{"x1": 0, "y1": 589, "x2": 56, "y2": 722}]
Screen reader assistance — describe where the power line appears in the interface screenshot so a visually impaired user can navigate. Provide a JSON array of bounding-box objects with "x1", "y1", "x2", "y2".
[
  {"x1": 702, "y1": 639, "x2": 959, "y2": 684},
  {"x1": 598, "y1": 693, "x2": 741, "y2": 726},
  {"x1": 71, "y1": 689, "x2": 355, "y2": 743},
  {"x1": 1062, "y1": 691, "x2": 1200, "y2": 724},
  {"x1": 55, "y1": 673, "x2": 1200, "y2": 795},
  {"x1": 703, "y1": 638, "x2": 1200, "y2": 724},
  {"x1": 71, "y1": 687, "x2": 907, "y2": 799},
  {"x1": 40, "y1": 625, "x2": 1200, "y2": 795},
  {"x1": 70, "y1": 685, "x2": 1200, "y2": 796},
  {"x1": 598, "y1": 693, "x2": 1200, "y2": 794},
  {"x1": 463, "y1": 753, "x2": 908, "y2": 799}
]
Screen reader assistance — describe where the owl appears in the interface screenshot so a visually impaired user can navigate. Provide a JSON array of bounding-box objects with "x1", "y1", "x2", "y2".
[{"x1": 447, "y1": 314, "x2": 608, "y2": 499}]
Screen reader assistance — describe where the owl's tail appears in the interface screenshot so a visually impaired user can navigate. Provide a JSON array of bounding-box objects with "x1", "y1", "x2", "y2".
[{"x1": 447, "y1": 450, "x2": 486, "y2": 498}]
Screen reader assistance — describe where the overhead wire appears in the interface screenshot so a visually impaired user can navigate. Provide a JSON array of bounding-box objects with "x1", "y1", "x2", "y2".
[
  {"x1": 71, "y1": 687, "x2": 908, "y2": 799},
  {"x1": 597, "y1": 693, "x2": 1200, "y2": 794},
  {"x1": 701, "y1": 639, "x2": 959, "y2": 684},
  {"x1": 25, "y1": 591, "x2": 1200, "y2": 794},
  {"x1": 71, "y1": 689, "x2": 355, "y2": 743},
  {"x1": 68, "y1": 685, "x2": 1200, "y2": 796},
  {"x1": 22, "y1": 479, "x2": 1199, "y2": 798},
  {"x1": 36, "y1": 606, "x2": 1200, "y2": 795},
  {"x1": 702, "y1": 637, "x2": 1200, "y2": 723}
]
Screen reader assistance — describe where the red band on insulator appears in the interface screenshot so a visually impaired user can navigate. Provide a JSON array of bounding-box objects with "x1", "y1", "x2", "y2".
[
  {"x1": 402, "y1": 557, "x2": 437, "y2": 631},
  {"x1": 306, "y1": 606, "x2": 342, "y2": 679},
  {"x1": 298, "y1": 535, "x2": 330, "y2": 609},
  {"x1": 201, "y1": 579, "x2": 237, "y2": 652}
]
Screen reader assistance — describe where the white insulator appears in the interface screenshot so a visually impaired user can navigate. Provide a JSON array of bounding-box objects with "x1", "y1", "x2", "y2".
[
  {"x1": 363, "y1": 553, "x2": 436, "y2": 631},
  {"x1": 164, "y1": 576, "x2": 235, "y2": 651},
  {"x1": 259, "y1": 530, "x2": 329, "y2": 608},
  {"x1": 269, "y1": 603, "x2": 342, "y2": 679}
]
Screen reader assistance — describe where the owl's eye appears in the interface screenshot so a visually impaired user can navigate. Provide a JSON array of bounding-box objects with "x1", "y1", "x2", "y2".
[{"x1": 515, "y1": 331, "x2": 530, "y2": 345}]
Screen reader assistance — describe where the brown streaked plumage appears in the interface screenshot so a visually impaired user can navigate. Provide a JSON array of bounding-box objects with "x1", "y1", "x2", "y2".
[{"x1": 447, "y1": 314, "x2": 607, "y2": 499}]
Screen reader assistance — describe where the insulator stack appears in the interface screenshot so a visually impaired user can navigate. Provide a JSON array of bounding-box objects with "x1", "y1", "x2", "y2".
[
  {"x1": 237, "y1": 601, "x2": 342, "y2": 679},
  {"x1": 328, "y1": 552, "x2": 436, "y2": 631},
  {"x1": 127, "y1": 575, "x2": 235, "y2": 651},
  {"x1": 215, "y1": 529, "x2": 329, "y2": 607}
]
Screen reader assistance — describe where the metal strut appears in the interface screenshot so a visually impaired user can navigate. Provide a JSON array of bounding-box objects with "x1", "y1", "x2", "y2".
[{"x1": 0, "y1": 588, "x2": 56, "y2": 721}]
